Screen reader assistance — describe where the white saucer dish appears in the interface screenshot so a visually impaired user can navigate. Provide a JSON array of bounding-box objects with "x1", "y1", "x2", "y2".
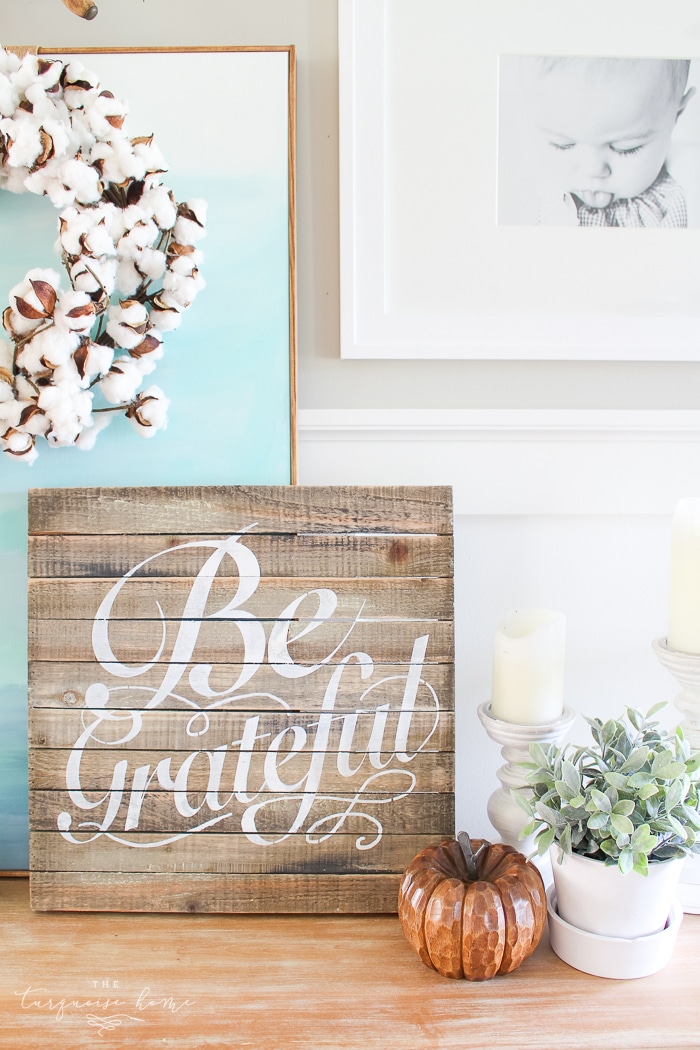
[{"x1": 546, "y1": 886, "x2": 683, "y2": 979}]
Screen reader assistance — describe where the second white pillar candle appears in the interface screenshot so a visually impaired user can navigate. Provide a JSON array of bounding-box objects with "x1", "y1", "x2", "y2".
[{"x1": 491, "y1": 608, "x2": 566, "y2": 724}]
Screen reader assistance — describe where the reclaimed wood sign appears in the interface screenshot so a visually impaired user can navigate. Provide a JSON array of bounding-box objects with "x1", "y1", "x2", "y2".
[{"x1": 27, "y1": 486, "x2": 454, "y2": 913}]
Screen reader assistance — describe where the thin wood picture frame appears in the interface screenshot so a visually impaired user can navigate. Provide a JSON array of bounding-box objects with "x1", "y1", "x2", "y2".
[{"x1": 0, "y1": 46, "x2": 297, "y2": 873}]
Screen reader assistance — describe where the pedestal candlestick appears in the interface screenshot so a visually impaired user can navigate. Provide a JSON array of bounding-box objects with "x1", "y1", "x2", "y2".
[
  {"x1": 477, "y1": 702, "x2": 576, "y2": 883},
  {"x1": 653, "y1": 637, "x2": 700, "y2": 914}
]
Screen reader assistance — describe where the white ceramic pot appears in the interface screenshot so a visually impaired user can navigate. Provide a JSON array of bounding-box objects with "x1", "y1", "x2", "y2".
[{"x1": 549, "y1": 844, "x2": 684, "y2": 939}]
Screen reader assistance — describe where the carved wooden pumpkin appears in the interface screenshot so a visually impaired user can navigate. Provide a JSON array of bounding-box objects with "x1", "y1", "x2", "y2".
[{"x1": 398, "y1": 833, "x2": 546, "y2": 980}]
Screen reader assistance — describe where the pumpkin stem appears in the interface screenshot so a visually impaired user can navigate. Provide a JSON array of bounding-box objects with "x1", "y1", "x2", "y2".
[{"x1": 458, "y1": 831, "x2": 483, "y2": 881}]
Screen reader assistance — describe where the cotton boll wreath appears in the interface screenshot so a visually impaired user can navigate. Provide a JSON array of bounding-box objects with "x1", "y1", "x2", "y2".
[{"x1": 0, "y1": 47, "x2": 206, "y2": 464}]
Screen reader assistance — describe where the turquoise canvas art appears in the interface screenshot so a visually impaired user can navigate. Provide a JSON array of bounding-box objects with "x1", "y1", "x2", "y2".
[{"x1": 0, "y1": 48, "x2": 296, "y2": 868}]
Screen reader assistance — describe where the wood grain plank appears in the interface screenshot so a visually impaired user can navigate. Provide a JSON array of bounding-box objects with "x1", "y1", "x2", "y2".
[
  {"x1": 29, "y1": 748, "x2": 455, "y2": 792},
  {"x1": 28, "y1": 617, "x2": 454, "y2": 664},
  {"x1": 28, "y1": 661, "x2": 455, "y2": 711},
  {"x1": 28, "y1": 871, "x2": 403, "y2": 913},
  {"x1": 29, "y1": 708, "x2": 454, "y2": 752},
  {"x1": 29, "y1": 790, "x2": 453, "y2": 835},
  {"x1": 28, "y1": 485, "x2": 453, "y2": 536},
  {"x1": 27, "y1": 484, "x2": 455, "y2": 913},
  {"x1": 29, "y1": 831, "x2": 442, "y2": 875},
  {"x1": 29, "y1": 576, "x2": 454, "y2": 621},
  {"x1": 28, "y1": 532, "x2": 454, "y2": 579}
]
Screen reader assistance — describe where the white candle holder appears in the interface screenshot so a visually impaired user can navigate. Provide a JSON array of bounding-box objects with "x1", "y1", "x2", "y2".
[
  {"x1": 477, "y1": 701, "x2": 576, "y2": 885},
  {"x1": 652, "y1": 637, "x2": 700, "y2": 914}
]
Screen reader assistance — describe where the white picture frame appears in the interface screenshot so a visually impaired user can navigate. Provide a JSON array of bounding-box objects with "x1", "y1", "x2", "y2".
[{"x1": 339, "y1": 0, "x2": 700, "y2": 360}]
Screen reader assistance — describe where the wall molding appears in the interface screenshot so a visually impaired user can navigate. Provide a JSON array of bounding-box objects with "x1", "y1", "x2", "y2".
[{"x1": 298, "y1": 409, "x2": 700, "y2": 515}]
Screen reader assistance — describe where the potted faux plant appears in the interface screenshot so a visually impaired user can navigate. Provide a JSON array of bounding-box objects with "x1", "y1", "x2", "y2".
[{"x1": 515, "y1": 705, "x2": 700, "y2": 953}]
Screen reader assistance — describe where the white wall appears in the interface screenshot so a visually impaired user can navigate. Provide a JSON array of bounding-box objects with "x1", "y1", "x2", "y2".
[
  {"x1": 299, "y1": 408, "x2": 700, "y2": 838},
  {"x1": 2, "y1": 0, "x2": 700, "y2": 842}
]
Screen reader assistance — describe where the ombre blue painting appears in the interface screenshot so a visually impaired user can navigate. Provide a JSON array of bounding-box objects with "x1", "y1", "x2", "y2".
[{"x1": 0, "y1": 49, "x2": 294, "y2": 868}]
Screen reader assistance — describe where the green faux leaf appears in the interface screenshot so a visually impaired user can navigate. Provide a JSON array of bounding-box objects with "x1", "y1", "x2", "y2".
[
  {"x1": 657, "y1": 761, "x2": 686, "y2": 780},
  {"x1": 664, "y1": 780, "x2": 685, "y2": 813},
  {"x1": 646, "y1": 701, "x2": 667, "y2": 719},
  {"x1": 619, "y1": 746, "x2": 649, "y2": 774},
  {"x1": 681, "y1": 805, "x2": 700, "y2": 830},
  {"x1": 569, "y1": 794, "x2": 586, "y2": 808},
  {"x1": 667, "y1": 814, "x2": 688, "y2": 841},
  {"x1": 630, "y1": 823, "x2": 657, "y2": 853},
  {"x1": 639, "y1": 783, "x2": 659, "y2": 801},
  {"x1": 628, "y1": 771, "x2": 655, "y2": 788},
  {"x1": 529, "y1": 742, "x2": 550, "y2": 768},
  {"x1": 612, "y1": 799, "x2": 635, "y2": 817},
  {"x1": 618, "y1": 849, "x2": 634, "y2": 874},
  {"x1": 600, "y1": 838, "x2": 618, "y2": 857},
  {"x1": 587, "y1": 812, "x2": 609, "y2": 830},
  {"x1": 632, "y1": 852, "x2": 649, "y2": 877},
  {"x1": 554, "y1": 779, "x2": 576, "y2": 802},
  {"x1": 536, "y1": 826, "x2": 556, "y2": 856},
  {"x1": 651, "y1": 750, "x2": 675, "y2": 776},
  {"x1": 519, "y1": 819, "x2": 539, "y2": 839},
  {"x1": 561, "y1": 759, "x2": 581, "y2": 795},
  {"x1": 511, "y1": 790, "x2": 536, "y2": 816},
  {"x1": 627, "y1": 708, "x2": 644, "y2": 731},
  {"x1": 602, "y1": 719, "x2": 618, "y2": 745},
  {"x1": 610, "y1": 813, "x2": 634, "y2": 837},
  {"x1": 559, "y1": 824, "x2": 572, "y2": 855},
  {"x1": 604, "y1": 771, "x2": 630, "y2": 790},
  {"x1": 590, "y1": 788, "x2": 612, "y2": 813}
]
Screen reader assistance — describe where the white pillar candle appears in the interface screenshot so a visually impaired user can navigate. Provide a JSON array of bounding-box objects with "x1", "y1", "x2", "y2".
[
  {"x1": 491, "y1": 608, "x2": 566, "y2": 724},
  {"x1": 667, "y1": 499, "x2": 700, "y2": 655}
]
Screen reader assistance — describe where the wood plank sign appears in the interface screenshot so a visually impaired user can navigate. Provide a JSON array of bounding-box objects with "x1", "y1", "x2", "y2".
[{"x1": 27, "y1": 486, "x2": 454, "y2": 913}]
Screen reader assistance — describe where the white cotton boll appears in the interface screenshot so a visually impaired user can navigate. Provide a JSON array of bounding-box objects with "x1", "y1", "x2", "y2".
[
  {"x1": 70, "y1": 256, "x2": 117, "y2": 298},
  {"x1": 118, "y1": 220, "x2": 159, "y2": 257},
  {"x1": 57, "y1": 157, "x2": 102, "y2": 205},
  {"x1": 75, "y1": 407, "x2": 113, "y2": 450},
  {"x1": 1, "y1": 429, "x2": 38, "y2": 464},
  {"x1": 17, "y1": 325, "x2": 78, "y2": 372},
  {"x1": 82, "y1": 340, "x2": 114, "y2": 381},
  {"x1": 10, "y1": 53, "x2": 39, "y2": 94},
  {"x1": 84, "y1": 91, "x2": 128, "y2": 140},
  {"x1": 168, "y1": 249, "x2": 202, "y2": 277},
  {"x1": 106, "y1": 300, "x2": 148, "y2": 350},
  {"x1": 54, "y1": 289, "x2": 96, "y2": 334},
  {"x1": 173, "y1": 202, "x2": 207, "y2": 246},
  {"x1": 19, "y1": 406, "x2": 49, "y2": 436},
  {"x1": 0, "y1": 337, "x2": 13, "y2": 372},
  {"x1": 0, "y1": 398, "x2": 22, "y2": 428},
  {"x1": 127, "y1": 384, "x2": 169, "y2": 438},
  {"x1": 149, "y1": 297, "x2": 183, "y2": 332},
  {"x1": 143, "y1": 185, "x2": 177, "y2": 230},
  {"x1": 0, "y1": 75, "x2": 19, "y2": 117},
  {"x1": 121, "y1": 203, "x2": 151, "y2": 230},
  {"x1": 0, "y1": 50, "x2": 21, "y2": 76},
  {"x1": 162, "y1": 270, "x2": 205, "y2": 308},
  {"x1": 39, "y1": 380, "x2": 92, "y2": 445},
  {"x1": 138, "y1": 247, "x2": 166, "y2": 281},
  {"x1": 3, "y1": 165, "x2": 31, "y2": 193},
  {"x1": 5, "y1": 268, "x2": 61, "y2": 337},
  {"x1": 132, "y1": 137, "x2": 167, "y2": 176},
  {"x1": 51, "y1": 357, "x2": 83, "y2": 388},
  {"x1": 6, "y1": 119, "x2": 44, "y2": 169},
  {"x1": 97, "y1": 357, "x2": 143, "y2": 404},
  {"x1": 112, "y1": 299, "x2": 148, "y2": 327},
  {"x1": 83, "y1": 222, "x2": 115, "y2": 260},
  {"x1": 115, "y1": 259, "x2": 142, "y2": 297}
]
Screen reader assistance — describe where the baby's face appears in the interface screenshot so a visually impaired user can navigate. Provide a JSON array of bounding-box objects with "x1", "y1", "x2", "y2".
[{"x1": 524, "y1": 61, "x2": 687, "y2": 208}]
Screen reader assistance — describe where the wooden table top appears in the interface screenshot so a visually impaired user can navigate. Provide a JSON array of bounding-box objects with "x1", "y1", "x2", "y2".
[{"x1": 1, "y1": 877, "x2": 698, "y2": 1050}]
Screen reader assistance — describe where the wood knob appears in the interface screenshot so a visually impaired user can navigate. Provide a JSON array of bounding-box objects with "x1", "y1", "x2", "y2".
[{"x1": 60, "y1": 0, "x2": 99, "y2": 18}]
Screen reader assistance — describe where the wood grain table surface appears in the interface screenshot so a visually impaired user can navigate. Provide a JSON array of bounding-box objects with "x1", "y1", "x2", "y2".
[{"x1": 1, "y1": 877, "x2": 698, "y2": 1050}]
